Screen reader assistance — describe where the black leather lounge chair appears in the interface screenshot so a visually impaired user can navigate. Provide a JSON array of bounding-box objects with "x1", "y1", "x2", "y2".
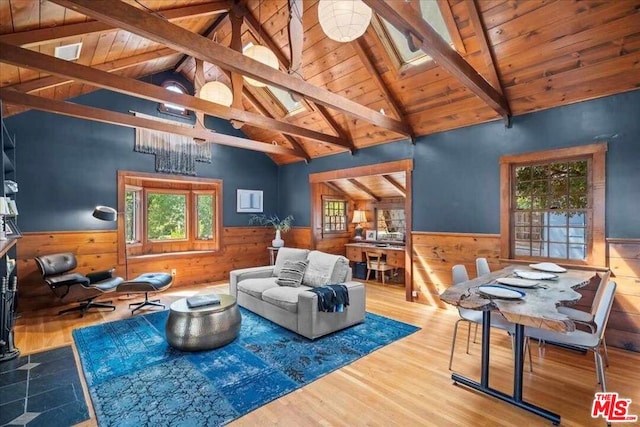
[{"x1": 35, "y1": 252, "x2": 123, "y2": 317}]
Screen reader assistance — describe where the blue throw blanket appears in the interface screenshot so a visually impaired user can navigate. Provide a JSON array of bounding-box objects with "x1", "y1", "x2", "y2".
[{"x1": 309, "y1": 284, "x2": 350, "y2": 312}]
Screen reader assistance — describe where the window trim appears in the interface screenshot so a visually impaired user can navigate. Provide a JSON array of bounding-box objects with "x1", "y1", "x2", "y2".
[
  {"x1": 499, "y1": 143, "x2": 607, "y2": 267},
  {"x1": 117, "y1": 171, "x2": 222, "y2": 265},
  {"x1": 125, "y1": 185, "x2": 142, "y2": 246},
  {"x1": 193, "y1": 190, "x2": 216, "y2": 241}
]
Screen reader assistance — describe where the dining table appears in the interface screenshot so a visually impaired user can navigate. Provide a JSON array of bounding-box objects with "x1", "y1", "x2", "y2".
[{"x1": 439, "y1": 264, "x2": 597, "y2": 425}]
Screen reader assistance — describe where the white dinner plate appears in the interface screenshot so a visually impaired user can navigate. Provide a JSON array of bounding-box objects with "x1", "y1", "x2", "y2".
[
  {"x1": 495, "y1": 277, "x2": 541, "y2": 288},
  {"x1": 478, "y1": 285, "x2": 526, "y2": 300},
  {"x1": 514, "y1": 270, "x2": 558, "y2": 280},
  {"x1": 529, "y1": 262, "x2": 567, "y2": 273}
]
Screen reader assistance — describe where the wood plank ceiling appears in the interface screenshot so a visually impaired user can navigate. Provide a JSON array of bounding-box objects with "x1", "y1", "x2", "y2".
[{"x1": 1, "y1": 0, "x2": 639, "y2": 165}]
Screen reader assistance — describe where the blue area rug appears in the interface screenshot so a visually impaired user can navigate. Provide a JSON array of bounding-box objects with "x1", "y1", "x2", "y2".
[{"x1": 73, "y1": 308, "x2": 419, "y2": 426}]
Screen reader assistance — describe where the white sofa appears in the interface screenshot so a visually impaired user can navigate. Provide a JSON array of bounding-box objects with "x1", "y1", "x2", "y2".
[{"x1": 229, "y1": 248, "x2": 366, "y2": 340}]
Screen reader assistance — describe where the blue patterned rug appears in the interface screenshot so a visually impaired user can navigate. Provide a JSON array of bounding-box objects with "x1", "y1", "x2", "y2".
[{"x1": 72, "y1": 308, "x2": 419, "y2": 426}]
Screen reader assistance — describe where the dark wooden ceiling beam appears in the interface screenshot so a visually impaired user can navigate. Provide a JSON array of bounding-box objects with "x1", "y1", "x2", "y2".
[
  {"x1": 0, "y1": 2, "x2": 231, "y2": 48},
  {"x1": 7, "y1": 47, "x2": 178, "y2": 93},
  {"x1": 382, "y1": 174, "x2": 406, "y2": 197},
  {"x1": 323, "y1": 181, "x2": 350, "y2": 198},
  {"x1": 352, "y1": 35, "x2": 411, "y2": 135},
  {"x1": 52, "y1": 0, "x2": 412, "y2": 137},
  {"x1": 0, "y1": 88, "x2": 300, "y2": 158},
  {"x1": 175, "y1": 12, "x2": 228, "y2": 74},
  {"x1": 347, "y1": 179, "x2": 381, "y2": 201},
  {"x1": 467, "y1": 0, "x2": 506, "y2": 96},
  {"x1": 243, "y1": 88, "x2": 311, "y2": 162},
  {"x1": 363, "y1": 0, "x2": 511, "y2": 120},
  {"x1": 240, "y1": 4, "x2": 355, "y2": 152},
  {"x1": 0, "y1": 42, "x2": 348, "y2": 148}
]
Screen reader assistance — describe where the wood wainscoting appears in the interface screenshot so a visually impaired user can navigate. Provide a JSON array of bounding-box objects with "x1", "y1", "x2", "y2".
[
  {"x1": 411, "y1": 232, "x2": 640, "y2": 351},
  {"x1": 17, "y1": 227, "x2": 272, "y2": 313}
]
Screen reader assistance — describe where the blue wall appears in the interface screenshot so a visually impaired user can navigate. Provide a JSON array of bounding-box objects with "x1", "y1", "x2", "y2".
[
  {"x1": 279, "y1": 90, "x2": 640, "y2": 238},
  {"x1": 6, "y1": 72, "x2": 278, "y2": 231}
]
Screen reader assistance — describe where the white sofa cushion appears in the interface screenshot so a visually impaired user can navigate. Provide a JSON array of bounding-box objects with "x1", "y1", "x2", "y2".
[
  {"x1": 262, "y1": 285, "x2": 313, "y2": 313},
  {"x1": 302, "y1": 251, "x2": 351, "y2": 287},
  {"x1": 237, "y1": 277, "x2": 278, "y2": 300},
  {"x1": 273, "y1": 247, "x2": 310, "y2": 276}
]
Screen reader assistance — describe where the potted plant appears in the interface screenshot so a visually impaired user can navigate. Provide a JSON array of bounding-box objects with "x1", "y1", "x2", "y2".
[{"x1": 248, "y1": 214, "x2": 294, "y2": 248}]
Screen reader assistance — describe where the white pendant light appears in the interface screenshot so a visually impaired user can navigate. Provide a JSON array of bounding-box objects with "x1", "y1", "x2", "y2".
[
  {"x1": 243, "y1": 44, "x2": 279, "y2": 87},
  {"x1": 199, "y1": 81, "x2": 233, "y2": 107},
  {"x1": 318, "y1": 0, "x2": 372, "y2": 43}
]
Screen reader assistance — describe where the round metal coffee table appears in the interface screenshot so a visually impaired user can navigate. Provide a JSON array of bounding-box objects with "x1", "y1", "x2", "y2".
[{"x1": 165, "y1": 294, "x2": 241, "y2": 351}]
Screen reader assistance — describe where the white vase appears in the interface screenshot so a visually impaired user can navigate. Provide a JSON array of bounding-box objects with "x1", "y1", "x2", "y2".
[{"x1": 272, "y1": 229, "x2": 284, "y2": 248}]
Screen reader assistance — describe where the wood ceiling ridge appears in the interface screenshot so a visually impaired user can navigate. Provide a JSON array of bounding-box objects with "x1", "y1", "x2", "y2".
[{"x1": 50, "y1": 0, "x2": 413, "y2": 139}]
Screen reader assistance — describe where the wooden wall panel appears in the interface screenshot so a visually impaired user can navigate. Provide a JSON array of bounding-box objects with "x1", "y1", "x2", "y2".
[
  {"x1": 16, "y1": 227, "x2": 272, "y2": 313},
  {"x1": 286, "y1": 227, "x2": 312, "y2": 249},
  {"x1": 607, "y1": 239, "x2": 640, "y2": 351},
  {"x1": 411, "y1": 232, "x2": 640, "y2": 351}
]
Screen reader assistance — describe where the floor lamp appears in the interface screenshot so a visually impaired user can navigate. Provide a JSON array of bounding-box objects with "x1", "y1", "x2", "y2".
[{"x1": 92, "y1": 205, "x2": 128, "y2": 280}]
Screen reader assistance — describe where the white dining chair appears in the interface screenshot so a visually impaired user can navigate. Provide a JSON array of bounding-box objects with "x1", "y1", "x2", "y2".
[
  {"x1": 557, "y1": 270, "x2": 612, "y2": 366},
  {"x1": 476, "y1": 257, "x2": 491, "y2": 277},
  {"x1": 525, "y1": 281, "x2": 617, "y2": 392},
  {"x1": 448, "y1": 264, "x2": 515, "y2": 370}
]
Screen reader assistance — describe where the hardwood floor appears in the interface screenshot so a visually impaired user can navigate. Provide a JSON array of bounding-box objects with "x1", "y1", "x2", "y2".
[{"x1": 12, "y1": 281, "x2": 640, "y2": 427}]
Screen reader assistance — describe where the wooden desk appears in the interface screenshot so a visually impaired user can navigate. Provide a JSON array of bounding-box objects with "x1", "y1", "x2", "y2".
[
  {"x1": 440, "y1": 265, "x2": 596, "y2": 424},
  {"x1": 345, "y1": 243, "x2": 405, "y2": 268}
]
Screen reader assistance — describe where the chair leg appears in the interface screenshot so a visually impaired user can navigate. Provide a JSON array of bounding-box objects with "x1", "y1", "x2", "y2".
[
  {"x1": 366, "y1": 269, "x2": 371, "y2": 281},
  {"x1": 381, "y1": 270, "x2": 386, "y2": 286},
  {"x1": 466, "y1": 321, "x2": 472, "y2": 354},
  {"x1": 602, "y1": 337, "x2": 610, "y2": 367},
  {"x1": 128, "y1": 292, "x2": 165, "y2": 314},
  {"x1": 449, "y1": 319, "x2": 466, "y2": 370},
  {"x1": 594, "y1": 349, "x2": 607, "y2": 393},
  {"x1": 472, "y1": 323, "x2": 478, "y2": 344},
  {"x1": 58, "y1": 298, "x2": 116, "y2": 317},
  {"x1": 525, "y1": 337, "x2": 533, "y2": 373}
]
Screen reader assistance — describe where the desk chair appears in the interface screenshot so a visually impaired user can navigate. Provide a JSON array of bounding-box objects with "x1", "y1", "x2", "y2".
[
  {"x1": 366, "y1": 251, "x2": 395, "y2": 285},
  {"x1": 35, "y1": 252, "x2": 123, "y2": 317},
  {"x1": 526, "y1": 281, "x2": 617, "y2": 393}
]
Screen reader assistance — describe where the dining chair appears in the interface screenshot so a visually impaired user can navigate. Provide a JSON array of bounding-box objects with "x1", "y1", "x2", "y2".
[
  {"x1": 365, "y1": 251, "x2": 395, "y2": 285},
  {"x1": 557, "y1": 270, "x2": 612, "y2": 366},
  {"x1": 525, "y1": 281, "x2": 617, "y2": 393},
  {"x1": 448, "y1": 264, "x2": 516, "y2": 370},
  {"x1": 476, "y1": 257, "x2": 491, "y2": 277}
]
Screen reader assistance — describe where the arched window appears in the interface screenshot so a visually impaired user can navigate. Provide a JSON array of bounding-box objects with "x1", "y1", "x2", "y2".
[{"x1": 158, "y1": 80, "x2": 191, "y2": 117}]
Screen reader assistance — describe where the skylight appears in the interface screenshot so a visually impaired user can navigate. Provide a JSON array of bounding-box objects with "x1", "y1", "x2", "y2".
[
  {"x1": 267, "y1": 85, "x2": 305, "y2": 116},
  {"x1": 377, "y1": 0, "x2": 453, "y2": 67}
]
